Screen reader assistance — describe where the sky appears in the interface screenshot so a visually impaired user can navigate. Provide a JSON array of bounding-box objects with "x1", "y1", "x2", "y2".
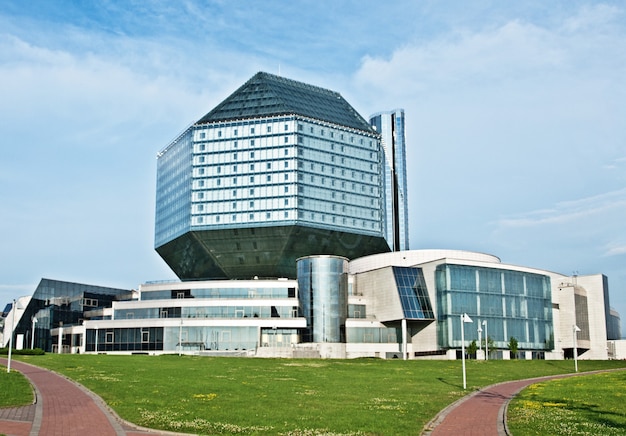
[{"x1": 1, "y1": 1, "x2": 625, "y2": 335}]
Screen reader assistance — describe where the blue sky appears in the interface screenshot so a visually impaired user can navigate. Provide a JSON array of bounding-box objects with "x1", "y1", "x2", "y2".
[{"x1": 1, "y1": 1, "x2": 625, "y2": 334}]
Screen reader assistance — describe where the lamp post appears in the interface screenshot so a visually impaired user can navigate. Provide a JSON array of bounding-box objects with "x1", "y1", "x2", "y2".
[
  {"x1": 94, "y1": 325, "x2": 99, "y2": 354},
  {"x1": 482, "y1": 320, "x2": 488, "y2": 361},
  {"x1": 31, "y1": 317, "x2": 37, "y2": 349},
  {"x1": 573, "y1": 325, "x2": 581, "y2": 372},
  {"x1": 477, "y1": 323, "x2": 483, "y2": 352},
  {"x1": 461, "y1": 313, "x2": 473, "y2": 389},
  {"x1": 7, "y1": 299, "x2": 16, "y2": 373},
  {"x1": 179, "y1": 318, "x2": 183, "y2": 356}
]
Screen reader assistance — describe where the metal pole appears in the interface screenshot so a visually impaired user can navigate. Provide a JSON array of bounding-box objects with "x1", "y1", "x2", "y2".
[
  {"x1": 95, "y1": 326, "x2": 99, "y2": 353},
  {"x1": 179, "y1": 318, "x2": 183, "y2": 356},
  {"x1": 7, "y1": 299, "x2": 16, "y2": 373},
  {"x1": 31, "y1": 317, "x2": 37, "y2": 349},
  {"x1": 483, "y1": 320, "x2": 488, "y2": 361},
  {"x1": 461, "y1": 314, "x2": 467, "y2": 389},
  {"x1": 573, "y1": 325, "x2": 580, "y2": 372}
]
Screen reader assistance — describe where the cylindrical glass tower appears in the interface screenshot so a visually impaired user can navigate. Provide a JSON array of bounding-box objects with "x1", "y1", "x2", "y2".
[{"x1": 297, "y1": 255, "x2": 348, "y2": 343}]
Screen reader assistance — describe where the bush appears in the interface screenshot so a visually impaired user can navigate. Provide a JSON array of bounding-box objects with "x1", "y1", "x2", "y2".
[{"x1": 0, "y1": 347, "x2": 45, "y2": 356}]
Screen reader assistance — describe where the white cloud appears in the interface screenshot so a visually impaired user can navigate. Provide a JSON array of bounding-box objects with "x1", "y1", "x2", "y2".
[
  {"x1": 494, "y1": 188, "x2": 626, "y2": 229},
  {"x1": 604, "y1": 243, "x2": 626, "y2": 257}
]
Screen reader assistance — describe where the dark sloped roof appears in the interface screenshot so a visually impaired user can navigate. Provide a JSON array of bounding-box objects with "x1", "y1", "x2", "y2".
[{"x1": 196, "y1": 72, "x2": 374, "y2": 132}]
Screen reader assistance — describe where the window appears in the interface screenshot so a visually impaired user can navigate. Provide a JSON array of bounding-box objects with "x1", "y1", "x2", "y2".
[
  {"x1": 267, "y1": 162, "x2": 272, "y2": 169},
  {"x1": 233, "y1": 152, "x2": 237, "y2": 160},
  {"x1": 106, "y1": 332, "x2": 113, "y2": 343},
  {"x1": 250, "y1": 188, "x2": 254, "y2": 195},
  {"x1": 250, "y1": 201, "x2": 254, "y2": 207},
  {"x1": 218, "y1": 131, "x2": 222, "y2": 137},
  {"x1": 251, "y1": 127, "x2": 255, "y2": 134},
  {"x1": 199, "y1": 132, "x2": 206, "y2": 139},
  {"x1": 250, "y1": 163, "x2": 255, "y2": 171},
  {"x1": 141, "y1": 329, "x2": 149, "y2": 343},
  {"x1": 284, "y1": 124, "x2": 289, "y2": 131},
  {"x1": 234, "y1": 129, "x2": 238, "y2": 136},
  {"x1": 199, "y1": 156, "x2": 205, "y2": 163},
  {"x1": 267, "y1": 175, "x2": 271, "y2": 182},
  {"x1": 250, "y1": 139, "x2": 255, "y2": 146},
  {"x1": 284, "y1": 161, "x2": 288, "y2": 168},
  {"x1": 232, "y1": 202, "x2": 237, "y2": 209},
  {"x1": 250, "y1": 176, "x2": 254, "y2": 183},
  {"x1": 216, "y1": 179, "x2": 221, "y2": 186},
  {"x1": 199, "y1": 168, "x2": 204, "y2": 175},
  {"x1": 267, "y1": 126, "x2": 272, "y2": 133}
]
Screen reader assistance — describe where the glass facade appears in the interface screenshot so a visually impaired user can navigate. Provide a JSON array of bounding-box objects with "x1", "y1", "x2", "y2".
[
  {"x1": 392, "y1": 267, "x2": 434, "y2": 319},
  {"x1": 10, "y1": 279, "x2": 130, "y2": 352},
  {"x1": 154, "y1": 129, "x2": 193, "y2": 248},
  {"x1": 154, "y1": 72, "x2": 390, "y2": 280},
  {"x1": 297, "y1": 256, "x2": 348, "y2": 342},
  {"x1": 369, "y1": 110, "x2": 409, "y2": 251},
  {"x1": 436, "y1": 264, "x2": 553, "y2": 350}
]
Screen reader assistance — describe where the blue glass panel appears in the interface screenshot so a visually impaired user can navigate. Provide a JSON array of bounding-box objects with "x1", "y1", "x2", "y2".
[{"x1": 392, "y1": 267, "x2": 434, "y2": 320}]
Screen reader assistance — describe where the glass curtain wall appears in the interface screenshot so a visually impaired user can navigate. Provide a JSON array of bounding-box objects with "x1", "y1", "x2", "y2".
[
  {"x1": 297, "y1": 256, "x2": 348, "y2": 342},
  {"x1": 436, "y1": 264, "x2": 553, "y2": 351}
]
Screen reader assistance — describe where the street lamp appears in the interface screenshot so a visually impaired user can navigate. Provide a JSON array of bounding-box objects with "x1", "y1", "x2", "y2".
[
  {"x1": 179, "y1": 318, "x2": 183, "y2": 356},
  {"x1": 7, "y1": 299, "x2": 17, "y2": 373},
  {"x1": 461, "y1": 313, "x2": 473, "y2": 389},
  {"x1": 482, "y1": 320, "x2": 488, "y2": 361},
  {"x1": 573, "y1": 325, "x2": 581, "y2": 372},
  {"x1": 477, "y1": 323, "x2": 483, "y2": 353},
  {"x1": 31, "y1": 317, "x2": 37, "y2": 350}
]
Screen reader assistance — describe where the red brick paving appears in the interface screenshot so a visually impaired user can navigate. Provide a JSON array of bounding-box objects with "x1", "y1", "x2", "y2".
[
  {"x1": 0, "y1": 358, "x2": 184, "y2": 435},
  {"x1": 423, "y1": 372, "x2": 602, "y2": 436}
]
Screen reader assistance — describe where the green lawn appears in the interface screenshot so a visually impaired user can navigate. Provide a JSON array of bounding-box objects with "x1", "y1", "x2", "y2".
[
  {"x1": 507, "y1": 370, "x2": 626, "y2": 435},
  {"x1": 11, "y1": 355, "x2": 626, "y2": 435},
  {"x1": 0, "y1": 369, "x2": 33, "y2": 407}
]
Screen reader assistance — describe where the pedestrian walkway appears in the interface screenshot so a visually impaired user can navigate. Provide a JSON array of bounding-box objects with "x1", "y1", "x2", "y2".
[
  {"x1": 0, "y1": 358, "x2": 187, "y2": 436},
  {"x1": 422, "y1": 371, "x2": 613, "y2": 436}
]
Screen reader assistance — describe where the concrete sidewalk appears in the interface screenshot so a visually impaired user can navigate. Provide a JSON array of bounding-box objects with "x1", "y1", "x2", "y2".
[{"x1": 0, "y1": 358, "x2": 186, "y2": 436}]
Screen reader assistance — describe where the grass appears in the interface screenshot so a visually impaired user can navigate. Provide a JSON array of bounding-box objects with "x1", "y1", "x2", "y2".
[
  {"x1": 10, "y1": 355, "x2": 626, "y2": 435},
  {"x1": 0, "y1": 369, "x2": 33, "y2": 407},
  {"x1": 507, "y1": 370, "x2": 626, "y2": 435}
]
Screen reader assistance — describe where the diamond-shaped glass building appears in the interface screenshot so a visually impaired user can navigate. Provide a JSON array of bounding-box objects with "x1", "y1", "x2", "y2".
[{"x1": 155, "y1": 72, "x2": 391, "y2": 280}]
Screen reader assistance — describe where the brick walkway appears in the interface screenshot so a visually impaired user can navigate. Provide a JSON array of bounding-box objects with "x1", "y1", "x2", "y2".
[
  {"x1": 0, "y1": 358, "x2": 186, "y2": 436},
  {"x1": 422, "y1": 371, "x2": 608, "y2": 436}
]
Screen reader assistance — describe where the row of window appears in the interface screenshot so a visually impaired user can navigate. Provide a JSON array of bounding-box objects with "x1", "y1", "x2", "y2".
[
  {"x1": 197, "y1": 120, "x2": 294, "y2": 141},
  {"x1": 192, "y1": 211, "x2": 380, "y2": 230}
]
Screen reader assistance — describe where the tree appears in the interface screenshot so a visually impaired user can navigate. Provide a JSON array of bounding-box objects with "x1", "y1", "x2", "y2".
[
  {"x1": 508, "y1": 337, "x2": 519, "y2": 359},
  {"x1": 467, "y1": 340, "x2": 477, "y2": 358}
]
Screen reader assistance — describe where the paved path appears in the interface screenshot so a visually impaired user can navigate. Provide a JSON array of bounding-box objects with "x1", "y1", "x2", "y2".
[
  {"x1": 422, "y1": 370, "x2": 620, "y2": 436},
  {"x1": 0, "y1": 358, "x2": 187, "y2": 436}
]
